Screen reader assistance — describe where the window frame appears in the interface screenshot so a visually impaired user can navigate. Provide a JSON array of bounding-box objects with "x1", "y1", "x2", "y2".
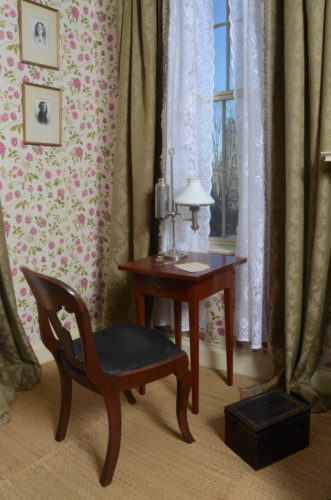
[{"x1": 209, "y1": 1, "x2": 236, "y2": 256}]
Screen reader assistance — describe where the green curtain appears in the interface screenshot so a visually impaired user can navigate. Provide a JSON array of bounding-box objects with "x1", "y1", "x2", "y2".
[
  {"x1": 255, "y1": 0, "x2": 331, "y2": 412},
  {"x1": 0, "y1": 202, "x2": 41, "y2": 425},
  {"x1": 102, "y1": 0, "x2": 165, "y2": 325}
]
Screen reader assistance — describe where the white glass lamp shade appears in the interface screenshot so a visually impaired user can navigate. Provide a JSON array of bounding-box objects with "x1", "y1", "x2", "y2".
[{"x1": 174, "y1": 178, "x2": 214, "y2": 206}]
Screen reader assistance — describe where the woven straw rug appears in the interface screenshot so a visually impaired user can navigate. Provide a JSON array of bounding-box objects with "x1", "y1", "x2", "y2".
[{"x1": 0, "y1": 361, "x2": 330, "y2": 499}]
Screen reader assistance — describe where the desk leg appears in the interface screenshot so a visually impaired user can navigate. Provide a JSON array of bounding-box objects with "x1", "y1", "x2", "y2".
[
  {"x1": 224, "y1": 273, "x2": 234, "y2": 386},
  {"x1": 134, "y1": 282, "x2": 146, "y2": 394},
  {"x1": 174, "y1": 300, "x2": 182, "y2": 349},
  {"x1": 188, "y1": 290, "x2": 200, "y2": 414}
]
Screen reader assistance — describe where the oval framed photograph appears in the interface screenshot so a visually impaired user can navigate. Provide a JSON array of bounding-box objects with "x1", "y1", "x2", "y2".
[
  {"x1": 19, "y1": 0, "x2": 59, "y2": 70},
  {"x1": 23, "y1": 82, "x2": 62, "y2": 146}
]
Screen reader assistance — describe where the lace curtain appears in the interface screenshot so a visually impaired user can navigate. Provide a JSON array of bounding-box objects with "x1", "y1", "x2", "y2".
[
  {"x1": 229, "y1": 0, "x2": 266, "y2": 348},
  {"x1": 154, "y1": 0, "x2": 214, "y2": 330}
]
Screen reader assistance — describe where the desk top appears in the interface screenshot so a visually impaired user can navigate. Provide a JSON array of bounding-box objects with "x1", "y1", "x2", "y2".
[{"x1": 118, "y1": 252, "x2": 247, "y2": 282}]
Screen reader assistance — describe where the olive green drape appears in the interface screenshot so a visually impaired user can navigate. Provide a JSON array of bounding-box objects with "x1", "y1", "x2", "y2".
[
  {"x1": 0, "y1": 202, "x2": 41, "y2": 425},
  {"x1": 102, "y1": 0, "x2": 166, "y2": 325},
  {"x1": 256, "y1": 0, "x2": 331, "y2": 412}
]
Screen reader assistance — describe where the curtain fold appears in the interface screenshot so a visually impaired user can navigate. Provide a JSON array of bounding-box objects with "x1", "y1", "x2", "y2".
[
  {"x1": 0, "y1": 202, "x2": 41, "y2": 425},
  {"x1": 282, "y1": 0, "x2": 331, "y2": 410},
  {"x1": 155, "y1": 0, "x2": 214, "y2": 331},
  {"x1": 229, "y1": 0, "x2": 266, "y2": 349},
  {"x1": 242, "y1": 0, "x2": 331, "y2": 412},
  {"x1": 162, "y1": 0, "x2": 214, "y2": 256},
  {"x1": 102, "y1": 0, "x2": 164, "y2": 325}
]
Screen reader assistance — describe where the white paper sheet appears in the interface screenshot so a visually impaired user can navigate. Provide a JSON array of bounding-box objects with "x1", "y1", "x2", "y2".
[{"x1": 174, "y1": 262, "x2": 210, "y2": 273}]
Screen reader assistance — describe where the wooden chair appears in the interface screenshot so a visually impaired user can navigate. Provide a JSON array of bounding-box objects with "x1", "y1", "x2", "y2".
[{"x1": 22, "y1": 267, "x2": 194, "y2": 486}]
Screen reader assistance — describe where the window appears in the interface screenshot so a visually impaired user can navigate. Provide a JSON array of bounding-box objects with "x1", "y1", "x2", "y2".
[{"x1": 209, "y1": 0, "x2": 238, "y2": 254}]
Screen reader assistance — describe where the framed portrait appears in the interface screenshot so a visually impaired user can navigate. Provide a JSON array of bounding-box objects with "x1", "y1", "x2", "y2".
[
  {"x1": 23, "y1": 82, "x2": 62, "y2": 146},
  {"x1": 19, "y1": 0, "x2": 59, "y2": 70}
]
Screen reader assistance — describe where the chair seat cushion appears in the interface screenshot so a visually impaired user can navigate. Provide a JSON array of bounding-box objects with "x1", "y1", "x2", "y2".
[{"x1": 72, "y1": 323, "x2": 182, "y2": 375}]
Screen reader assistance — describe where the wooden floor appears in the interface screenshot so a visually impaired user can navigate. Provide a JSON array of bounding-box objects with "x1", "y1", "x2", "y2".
[{"x1": 0, "y1": 361, "x2": 330, "y2": 499}]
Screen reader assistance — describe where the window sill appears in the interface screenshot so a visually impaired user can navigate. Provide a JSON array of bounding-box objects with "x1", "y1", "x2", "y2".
[{"x1": 208, "y1": 237, "x2": 235, "y2": 256}]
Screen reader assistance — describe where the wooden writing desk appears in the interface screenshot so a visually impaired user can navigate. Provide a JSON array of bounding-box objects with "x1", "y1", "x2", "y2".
[{"x1": 119, "y1": 252, "x2": 247, "y2": 414}]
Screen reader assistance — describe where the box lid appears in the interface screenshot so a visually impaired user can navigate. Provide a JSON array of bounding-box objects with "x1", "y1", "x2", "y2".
[{"x1": 224, "y1": 388, "x2": 310, "y2": 431}]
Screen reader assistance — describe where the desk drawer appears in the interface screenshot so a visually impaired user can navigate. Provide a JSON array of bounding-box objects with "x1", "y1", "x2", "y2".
[{"x1": 134, "y1": 275, "x2": 189, "y2": 301}]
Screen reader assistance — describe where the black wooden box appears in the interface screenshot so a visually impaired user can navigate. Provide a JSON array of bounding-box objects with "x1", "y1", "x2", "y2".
[{"x1": 224, "y1": 388, "x2": 310, "y2": 470}]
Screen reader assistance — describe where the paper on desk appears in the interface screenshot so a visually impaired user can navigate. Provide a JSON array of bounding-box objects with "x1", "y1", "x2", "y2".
[{"x1": 174, "y1": 262, "x2": 210, "y2": 273}]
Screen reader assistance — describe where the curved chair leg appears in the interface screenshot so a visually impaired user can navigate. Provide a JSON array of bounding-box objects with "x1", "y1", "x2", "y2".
[
  {"x1": 55, "y1": 360, "x2": 72, "y2": 442},
  {"x1": 176, "y1": 368, "x2": 195, "y2": 444},
  {"x1": 100, "y1": 390, "x2": 122, "y2": 487}
]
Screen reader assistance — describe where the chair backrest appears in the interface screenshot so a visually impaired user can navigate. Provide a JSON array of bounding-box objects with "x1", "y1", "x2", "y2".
[{"x1": 22, "y1": 267, "x2": 100, "y2": 375}]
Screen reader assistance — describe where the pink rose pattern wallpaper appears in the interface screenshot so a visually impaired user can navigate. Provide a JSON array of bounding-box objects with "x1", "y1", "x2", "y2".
[
  {"x1": 0, "y1": 0, "x2": 116, "y2": 343},
  {"x1": 0, "y1": 0, "x2": 330, "y2": 369}
]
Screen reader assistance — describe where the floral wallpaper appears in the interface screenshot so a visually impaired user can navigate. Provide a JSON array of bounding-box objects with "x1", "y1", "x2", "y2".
[
  {"x1": 0, "y1": 0, "x2": 117, "y2": 343},
  {"x1": 0, "y1": 0, "x2": 330, "y2": 371}
]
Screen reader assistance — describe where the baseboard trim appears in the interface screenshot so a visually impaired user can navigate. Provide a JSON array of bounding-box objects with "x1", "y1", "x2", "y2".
[
  {"x1": 34, "y1": 342, "x2": 55, "y2": 365},
  {"x1": 180, "y1": 336, "x2": 274, "y2": 381},
  {"x1": 180, "y1": 337, "x2": 331, "y2": 395},
  {"x1": 311, "y1": 367, "x2": 331, "y2": 395},
  {"x1": 32, "y1": 331, "x2": 331, "y2": 394}
]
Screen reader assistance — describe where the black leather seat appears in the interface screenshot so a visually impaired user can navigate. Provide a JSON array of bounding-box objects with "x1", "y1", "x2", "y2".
[{"x1": 72, "y1": 322, "x2": 181, "y2": 374}]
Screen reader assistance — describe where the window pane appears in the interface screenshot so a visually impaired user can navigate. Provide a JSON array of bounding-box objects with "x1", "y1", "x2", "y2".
[
  {"x1": 213, "y1": 0, "x2": 227, "y2": 25},
  {"x1": 210, "y1": 100, "x2": 223, "y2": 237},
  {"x1": 224, "y1": 99, "x2": 238, "y2": 238},
  {"x1": 214, "y1": 26, "x2": 226, "y2": 92},
  {"x1": 210, "y1": 99, "x2": 238, "y2": 239}
]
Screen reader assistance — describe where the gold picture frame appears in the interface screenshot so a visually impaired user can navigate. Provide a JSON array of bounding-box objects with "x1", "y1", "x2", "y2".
[
  {"x1": 23, "y1": 82, "x2": 62, "y2": 146},
  {"x1": 19, "y1": 0, "x2": 59, "y2": 70}
]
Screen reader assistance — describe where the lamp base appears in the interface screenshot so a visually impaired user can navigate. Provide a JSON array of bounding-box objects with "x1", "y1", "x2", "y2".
[{"x1": 162, "y1": 249, "x2": 187, "y2": 261}]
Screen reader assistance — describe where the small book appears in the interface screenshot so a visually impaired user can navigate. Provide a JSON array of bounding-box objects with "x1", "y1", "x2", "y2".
[{"x1": 174, "y1": 262, "x2": 210, "y2": 273}]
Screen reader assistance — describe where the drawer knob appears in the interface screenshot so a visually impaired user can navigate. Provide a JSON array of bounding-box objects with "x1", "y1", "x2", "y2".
[{"x1": 157, "y1": 279, "x2": 166, "y2": 290}]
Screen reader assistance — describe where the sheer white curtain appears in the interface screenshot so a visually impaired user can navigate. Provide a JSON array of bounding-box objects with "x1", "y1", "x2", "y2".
[
  {"x1": 229, "y1": 0, "x2": 266, "y2": 349},
  {"x1": 154, "y1": 0, "x2": 214, "y2": 330}
]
